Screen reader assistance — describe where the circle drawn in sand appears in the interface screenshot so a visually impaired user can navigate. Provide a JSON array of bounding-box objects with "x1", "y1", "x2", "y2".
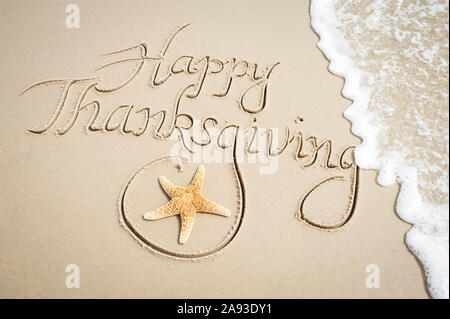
[{"x1": 119, "y1": 156, "x2": 245, "y2": 259}]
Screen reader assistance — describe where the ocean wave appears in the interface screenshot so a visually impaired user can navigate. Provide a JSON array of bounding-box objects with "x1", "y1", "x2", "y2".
[{"x1": 310, "y1": 0, "x2": 449, "y2": 298}]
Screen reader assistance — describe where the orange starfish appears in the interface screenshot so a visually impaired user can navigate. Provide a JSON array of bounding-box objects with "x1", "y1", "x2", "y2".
[{"x1": 143, "y1": 165, "x2": 231, "y2": 244}]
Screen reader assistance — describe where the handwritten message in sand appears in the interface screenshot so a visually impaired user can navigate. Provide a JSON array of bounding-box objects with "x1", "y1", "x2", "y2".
[{"x1": 20, "y1": 23, "x2": 360, "y2": 257}]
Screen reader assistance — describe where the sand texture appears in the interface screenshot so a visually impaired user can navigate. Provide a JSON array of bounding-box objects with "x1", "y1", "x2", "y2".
[{"x1": 0, "y1": 0, "x2": 429, "y2": 298}]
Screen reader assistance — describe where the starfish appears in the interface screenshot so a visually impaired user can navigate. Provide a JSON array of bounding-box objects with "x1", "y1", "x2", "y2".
[{"x1": 143, "y1": 165, "x2": 231, "y2": 244}]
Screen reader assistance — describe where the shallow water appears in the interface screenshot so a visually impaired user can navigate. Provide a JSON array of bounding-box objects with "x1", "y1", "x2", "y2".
[{"x1": 310, "y1": 0, "x2": 449, "y2": 298}]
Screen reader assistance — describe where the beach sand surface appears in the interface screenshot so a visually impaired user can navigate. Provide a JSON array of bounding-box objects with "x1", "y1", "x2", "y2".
[{"x1": 0, "y1": 0, "x2": 429, "y2": 298}]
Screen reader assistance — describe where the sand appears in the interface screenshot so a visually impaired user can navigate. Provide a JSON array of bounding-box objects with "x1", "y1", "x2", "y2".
[{"x1": 0, "y1": 0, "x2": 429, "y2": 298}]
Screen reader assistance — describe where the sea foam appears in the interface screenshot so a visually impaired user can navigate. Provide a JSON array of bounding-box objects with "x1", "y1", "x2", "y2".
[{"x1": 310, "y1": 0, "x2": 449, "y2": 298}]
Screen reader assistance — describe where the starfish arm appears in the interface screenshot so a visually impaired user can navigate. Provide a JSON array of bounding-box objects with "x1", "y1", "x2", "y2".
[
  {"x1": 194, "y1": 196, "x2": 231, "y2": 217},
  {"x1": 143, "y1": 198, "x2": 180, "y2": 220},
  {"x1": 179, "y1": 209, "x2": 196, "y2": 244},
  {"x1": 187, "y1": 165, "x2": 205, "y2": 193},
  {"x1": 159, "y1": 175, "x2": 184, "y2": 198}
]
